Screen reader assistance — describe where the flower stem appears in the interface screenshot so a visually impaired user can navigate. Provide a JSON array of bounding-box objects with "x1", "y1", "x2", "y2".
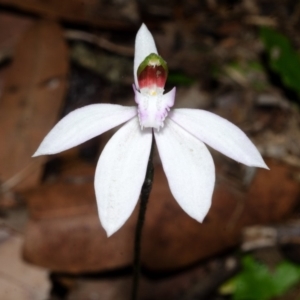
[{"x1": 131, "y1": 141, "x2": 154, "y2": 300}]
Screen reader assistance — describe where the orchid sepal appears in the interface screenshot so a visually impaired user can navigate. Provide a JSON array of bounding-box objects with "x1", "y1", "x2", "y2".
[
  {"x1": 170, "y1": 108, "x2": 269, "y2": 169},
  {"x1": 32, "y1": 104, "x2": 137, "y2": 156}
]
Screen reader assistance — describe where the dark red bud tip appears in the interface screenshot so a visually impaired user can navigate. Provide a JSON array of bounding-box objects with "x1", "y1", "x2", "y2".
[
  {"x1": 138, "y1": 65, "x2": 167, "y2": 89},
  {"x1": 137, "y1": 53, "x2": 168, "y2": 90}
]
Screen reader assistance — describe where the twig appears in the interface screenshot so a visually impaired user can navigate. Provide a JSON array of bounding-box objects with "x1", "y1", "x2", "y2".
[
  {"x1": 64, "y1": 30, "x2": 134, "y2": 57},
  {"x1": 244, "y1": 15, "x2": 277, "y2": 27},
  {"x1": 0, "y1": 158, "x2": 43, "y2": 194},
  {"x1": 0, "y1": 29, "x2": 134, "y2": 67},
  {"x1": 242, "y1": 221, "x2": 300, "y2": 251}
]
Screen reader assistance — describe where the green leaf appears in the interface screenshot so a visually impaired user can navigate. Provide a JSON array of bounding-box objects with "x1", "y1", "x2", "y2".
[
  {"x1": 233, "y1": 256, "x2": 274, "y2": 300},
  {"x1": 260, "y1": 27, "x2": 300, "y2": 97},
  {"x1": 226, "y1": 256, "x2": 300, "y2": 300},
  {"x1": 272, "y1": 261, "x2": 300, "y2": 296}
]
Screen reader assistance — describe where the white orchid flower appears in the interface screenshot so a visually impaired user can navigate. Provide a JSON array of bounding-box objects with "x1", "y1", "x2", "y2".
[{"x1": 33, "y1": 24, "x2": 268, "y2": 237}]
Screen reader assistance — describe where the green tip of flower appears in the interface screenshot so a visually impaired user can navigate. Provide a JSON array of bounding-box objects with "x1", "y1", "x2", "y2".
[{"x1": 137, "y1": 53, "x2": 168, "y2": 76}]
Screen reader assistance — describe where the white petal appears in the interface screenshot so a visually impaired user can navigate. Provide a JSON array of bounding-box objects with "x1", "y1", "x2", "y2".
[
  {"x1": 134, "y1": 24, "x2": 158, "y2": 89},
  {"x1": 161, "y1": 86, "x2": 176, "y2": 108},
  {"x1": 95, "y1": 117, "x2": 152, "y2": 236},
  {"x1": 33, "y1": 104, "x2": 137, "y2": 156},
  {"x1": 170, "y1": 109, "x2": 269, "y2": 169},
  {"x1": 154, "y1": 119, "x2": 215, "y2": 223}
]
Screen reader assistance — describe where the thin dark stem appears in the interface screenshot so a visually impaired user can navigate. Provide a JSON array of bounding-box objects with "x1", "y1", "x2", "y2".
[{"x1": 131, "y1": 140, "x2": 154, "y2": 300}]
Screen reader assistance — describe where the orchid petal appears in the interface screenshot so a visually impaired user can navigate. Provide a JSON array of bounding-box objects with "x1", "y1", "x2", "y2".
[
  {"x1": 170, "y1": 109, "x2": 268, "y2": 169},
  {"x1": 95, "y1": 117, "x2": 152, "y2": 236},
  {"x1": 33, "y1": 104, "x2": 137, "y2": 156},
  {"x1": 134, "y1": 87, "x2": 176, "y2": 129},
  {"x1": 161, "y1": 86, "x2": 176, "y2": 108},
  {"x1": 134, "y1": 24, "x2": 158, "y2": 89},
  {"x1": 154, "y1": 119, "x2": 215, "y2": 223}
]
